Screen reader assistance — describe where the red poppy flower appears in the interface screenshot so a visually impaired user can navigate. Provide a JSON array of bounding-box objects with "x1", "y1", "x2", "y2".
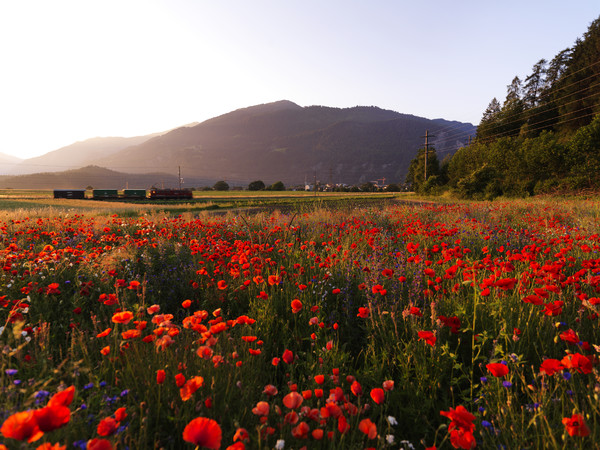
[
  {"x1": 561, "y1": 353, "x2": 593, "y2": 374},
  {"x1": 337, "y1": 415, "x2": 350, "y2": 434},
  {"x1": 312, "y1": 428, "x2": 324, "y2": 440},
  {"x1": 382, "y1": 380, "x2": 395, "y2": 391},
  {"x1": 252, "y1": 401, "x2": 269, "y2": 416},
  {"x1": 127, "y1": 280, "x2": 141, "y2": 290},
  {"x1": 96, "y1": 328, "x2": 112, "y2": 338},
  {"x1": 34, "y1": 405, "x2": 70, "y2": 432},
  {"x1": 268, "y1": 275, "x2": 281, "y2": 286},
  {"x1": 291, "y1": 299, "x2": 303, "y2": 313},
  {"x1": 370, "y1": 388, "x2": 385, "y2": 404},
  {"x1": 217, "y1": 280, "x2": 228, "y2": 290},
  {"x1": 418, "y1": 330, "x2": 436, "y2": 347},
  {"x1": 180, "y1": 376, "x2": 204, "y2": 402},
  {"x1": 111, "y1": 311, "x2": 133, "y2": 325},
  {"x1": 408, "y1": 306, "x2": 422, "y2": 317},
  {"x1": 36, "y1": 441, "x2": 66, "y2": 449},
  {"x1": 233, "y1": 427, "x2": 249, "y2": 442},
  {"x1": 283, "y1": 391, "x2": 304, "y2": 410},
  {"x1": 291, "y1": 421, "x2": 310, "y2": 439},
  {"x1": 372, "y1": 284, "x2": 387, "y2": 295},
  {"x1": 424, "y1": 268, "x2": 436, "y2": 277},
  {"x1": 359, "y1": 418, "x2": 377, "y2": 439},
  {"x1": 350, "y1": 381, "x2": 362, "y2": 397},
  {"x1": 263, "y1": 384, "x2": 278, "y2": 396},
  {"x1": 562, "y1": 413, "x2": 590, "y2": 437},
  {"x1": 175, "y1": 373, "x2": 186, "y2": 388},
  {"x1": 559, "y1": 329, "x2": 580, "y2": 344},
  {"x1": 86, "y1": 439, "x2": 114, "y2": 450},
  {"x1": 540, "y1": 359, "x2": 564, "y2": 376},
  {"x1": 114, "y1": 407, "x2": 127, "y2": 422},
  {"x1": 282, "y1": 349, "x2": 294, "y2": 364},
  {"x1": 0, "y1": 410, "x2": 44, "y2": 443},
  {"x1": 181, "y1": 299, "x2": 192, "y2": 309},
  {"x1": 357, "y1": 307, "x2": 370, "y2": 318},
  {"x1": 182, "y1": 417, "x2": 222, "y2": 449},
  {"x1": 407, "y1": 242, "x2": 419, "y2": 253},
  {"x1": 440, "y1": 405, "x2": 476, "y2": 433},
  {"x1": 314, "y1": 374, "x2": 325, "y2": 385},
  {"x1": 121, "y1": 329, "x2": 141, "y2": 340},
  {"x1": 450, "y1": 428, "x2": 476, "y2": 450},
  {"x1": 48, "y1": 386, "x2": 75, "y2": 408},
  {"x1": 542, "y1": 300, "x2": 564, "y2": 316},
  {"x1": 486, "y1": 362, "x2": 509, "y2": 377},
  {"x1": 97, "y1": 417, "x2": 118, "y2": 436},
  {"x1": 147, "y1": 304, "x2": 160, "y2": 314}
]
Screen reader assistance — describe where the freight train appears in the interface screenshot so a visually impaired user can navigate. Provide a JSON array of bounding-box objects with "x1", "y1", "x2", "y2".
[{"x1": 53, "y1": 188, "x2": 193, "y2": 200}]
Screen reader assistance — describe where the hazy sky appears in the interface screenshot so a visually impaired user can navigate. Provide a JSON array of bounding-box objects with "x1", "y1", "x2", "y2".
[{"x1": 1, "y1": 1, "x2": 599, "y2": 159}]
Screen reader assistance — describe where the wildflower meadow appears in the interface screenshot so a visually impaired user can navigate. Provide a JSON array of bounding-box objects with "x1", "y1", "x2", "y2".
[{"x1": 1, "y1": 198, "x2": 600, "y2": 449}]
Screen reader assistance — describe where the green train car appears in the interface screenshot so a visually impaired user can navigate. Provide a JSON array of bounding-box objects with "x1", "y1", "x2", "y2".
[
  {"x1": 122, "y1": 189, "x2": 148, "y2": 199},
  {"x1": 92, "y1": 189, "x2": 119, "y2": 199}
]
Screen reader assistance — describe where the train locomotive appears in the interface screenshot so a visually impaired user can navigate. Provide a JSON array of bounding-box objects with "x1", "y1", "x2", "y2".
[{"x1": 53, "y1": 188, "x2": 193, "y2": 200}]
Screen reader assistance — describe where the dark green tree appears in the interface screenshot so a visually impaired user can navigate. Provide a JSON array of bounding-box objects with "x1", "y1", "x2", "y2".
[
  {"x1": 269, "y1": 181, "x2": 285, "y2": 191},
  {"x1": 555, "y1": 18, "x2": 600, "y2": 134},
  {"x1": 405, "y1": 148, "x2": 440, "y2": 192},
  {"x1": 565, "y1": 114, "x2": 600, "y2": 189},
  {"x1": 248, "y1": 180, "x2": 265, "y2": 191},
  {"x1": 213, "y1": 180, "x2": 229, "y2": 191},
  {"x1": 360, "y1": 182, "x2": 376, "y2": 192},
  {"x1": 523, "y1": 59, "x2": 547, "y2": 108}
]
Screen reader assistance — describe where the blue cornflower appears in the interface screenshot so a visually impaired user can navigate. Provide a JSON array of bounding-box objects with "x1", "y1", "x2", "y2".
[{"x1": 35, "y1": 390, "x2": 50, "y2": 399}]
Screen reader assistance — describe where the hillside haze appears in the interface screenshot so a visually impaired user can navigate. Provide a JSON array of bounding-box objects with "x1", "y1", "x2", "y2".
[
  {"x1": 10, "y1": 134, "x2": 166, "y2": 176},
  {"x1": 91, "y1": 100, "x2": 475, "y2": 186}
]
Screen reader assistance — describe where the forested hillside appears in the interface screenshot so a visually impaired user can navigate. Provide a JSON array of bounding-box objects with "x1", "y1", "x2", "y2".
[{"x1": 412, "y1": 16, "x2": 600, "y2": 198}]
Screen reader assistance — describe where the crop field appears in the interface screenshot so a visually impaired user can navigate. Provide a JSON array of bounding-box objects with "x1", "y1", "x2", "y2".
[{"x1": 1, "y1": 195, "x2": 600, "y2": 449}]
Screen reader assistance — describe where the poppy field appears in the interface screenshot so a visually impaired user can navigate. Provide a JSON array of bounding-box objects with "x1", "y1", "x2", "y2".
[{"x1": 1, "y1": 198, "x2": 600, "y2": 449}]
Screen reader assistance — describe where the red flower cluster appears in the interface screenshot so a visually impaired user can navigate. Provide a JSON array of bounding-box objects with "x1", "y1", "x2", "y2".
[{"x1": 440, "y1": 405, "x2": 476, "y2": 449}]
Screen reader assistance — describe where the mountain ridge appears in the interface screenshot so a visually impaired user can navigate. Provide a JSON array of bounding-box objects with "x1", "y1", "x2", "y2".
[
  {"x1": 91, "y1": 101, "x2": 475, "y2": 185},
  {"x1": 3, "y1": 101, "x2": 475, "y2": 187}
]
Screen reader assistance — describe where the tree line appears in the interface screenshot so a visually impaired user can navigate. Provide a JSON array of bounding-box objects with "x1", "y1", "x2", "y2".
[{"x1": 406, "y1": 16, "x2": 600, "y2": 198}]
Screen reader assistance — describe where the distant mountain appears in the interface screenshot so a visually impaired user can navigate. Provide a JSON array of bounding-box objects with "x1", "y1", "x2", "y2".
[
  {"x1": 0, "y1": 165, "x2": 215, "y2": 190},
  {"x1": 9, "y1": 122, "x2": 200, "y2": 176},
  {"x1": 0, "y1": 152, "x2": 23, "y2": 175},
  {"x1": 91, "y1": 100, "x2": 476, "y2": 186},
  {"x1": 10, "y1": 134, "x2": 164, "y2": 175}
]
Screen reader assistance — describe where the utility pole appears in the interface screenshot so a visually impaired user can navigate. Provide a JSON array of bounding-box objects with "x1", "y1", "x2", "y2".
[
  {"x1": 314, "y1": 171, "x2": 317, "y2": 197},
  {"x1": 178, "y1": 166, "x2": 182, "y2": 190},
  {"x1": 421, "y1": 130, "x2": 435, "y2": 181}
]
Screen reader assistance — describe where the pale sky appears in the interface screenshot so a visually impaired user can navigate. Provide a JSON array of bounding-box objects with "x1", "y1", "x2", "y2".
[{"x1": 1, "y1": 0, "x2": 599, "y2": 159}]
